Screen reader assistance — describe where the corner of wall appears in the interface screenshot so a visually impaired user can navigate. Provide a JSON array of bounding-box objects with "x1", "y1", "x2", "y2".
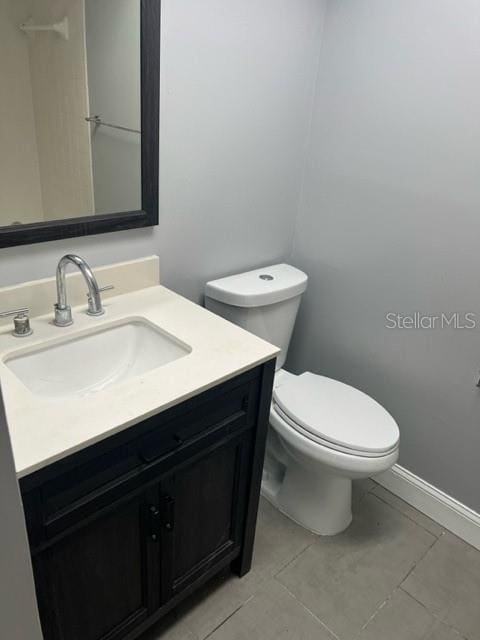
[{"x1": 288, "y1": 0, "x2": 329, "y2": 264}]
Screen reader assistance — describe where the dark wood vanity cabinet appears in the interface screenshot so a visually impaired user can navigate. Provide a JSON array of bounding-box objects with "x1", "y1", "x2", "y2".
[{"x1": 20, "y1": 361, "x2": 275, "y2": 640}]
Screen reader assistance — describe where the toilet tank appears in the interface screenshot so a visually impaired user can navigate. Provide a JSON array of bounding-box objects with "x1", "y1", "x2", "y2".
[{"x1": 205, "y1": 264, "x2": 308, "y2": 370}]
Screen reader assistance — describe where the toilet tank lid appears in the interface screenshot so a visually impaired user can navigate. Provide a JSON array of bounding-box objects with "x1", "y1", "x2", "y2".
[{"x1": 205, "y1": 264, "x2": 308, "y2": 308}]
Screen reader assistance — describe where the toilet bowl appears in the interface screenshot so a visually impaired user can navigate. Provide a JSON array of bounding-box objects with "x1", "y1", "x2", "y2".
[
  {"x1": 262, "y1": 369, "x2": 399, "y2": 535},
  {"x1": 204, "y1": 263, "x2": 400, "y2": 536}
]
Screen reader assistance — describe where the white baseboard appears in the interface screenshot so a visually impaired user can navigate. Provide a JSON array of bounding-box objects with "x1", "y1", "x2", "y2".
[{"x1": 375, "y1": 464, "x2": 480, "y2": 551}]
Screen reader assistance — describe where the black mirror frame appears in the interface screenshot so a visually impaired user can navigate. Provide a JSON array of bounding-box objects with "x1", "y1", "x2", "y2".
[{"x1": 0, "y1": 0, "x2": 160, "y2": 249}]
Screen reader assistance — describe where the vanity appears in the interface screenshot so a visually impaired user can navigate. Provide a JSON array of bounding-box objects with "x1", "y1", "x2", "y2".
[
  {"x1": 0, "y1": 1, "x2": 279, "y2": 638},
  {"x1": 0, "y1": 257, "x2": 278, "y2": 640}
]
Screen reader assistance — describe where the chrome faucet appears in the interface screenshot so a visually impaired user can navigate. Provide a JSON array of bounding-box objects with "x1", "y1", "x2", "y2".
[{"x1": 54, "y1": 254, "x2": 113, "y2": 327}]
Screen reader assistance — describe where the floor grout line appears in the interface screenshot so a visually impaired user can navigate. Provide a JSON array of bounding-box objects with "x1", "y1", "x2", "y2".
[
  {"x1": 351, "y1": 587, "x2": 400, "y2": 640},
  {"x1": 280, "y1": 583, "x2": 342, "y2": 640},
  {"x1": 201, "y1": 595, "x2": 255, "y2": 640},
  {"x1": 272, "y1": 539, "x2": 316, "y2": 579},
  {"x1": 398, "y1": 585, "x2": 469, "y2": 640},
  {"x1": 368, "y1": 487, "x2": 445, "y2": 539},
  {"x1": 399, "y1": 531, "x2": 442, "y2": 587}
]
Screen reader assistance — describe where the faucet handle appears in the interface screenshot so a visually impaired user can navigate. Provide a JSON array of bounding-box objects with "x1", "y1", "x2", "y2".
[
  {"x1": 86, "y1": 285, "x2": 114, "y2": 299},
  {"x1": 0, "y1": 308, "x2": 33, "y2": 337},
  {"x1": 86, "y1": 284, "x2": 114, "y2": 316},
  {"x1": 0, "y1": 307, "x2": 29, "y2": 318}
]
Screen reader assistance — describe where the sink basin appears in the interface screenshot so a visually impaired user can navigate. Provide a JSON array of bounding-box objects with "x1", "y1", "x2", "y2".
[{"x1": 4, "y1": 319, "x2": 191, "y2": 398}]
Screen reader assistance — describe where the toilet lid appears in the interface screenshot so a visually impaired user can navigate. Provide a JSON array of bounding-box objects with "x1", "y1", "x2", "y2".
[{"x1": 273, "y1": 372, "x2": 399, "y2": 455}]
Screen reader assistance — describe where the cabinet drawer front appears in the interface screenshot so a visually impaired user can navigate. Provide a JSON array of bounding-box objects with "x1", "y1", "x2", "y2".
[
  {"x1": 25, "y1": 379, "x2": 259, "y2": 546},
  {"x1": 138, "y1": 381, "x2": 255, "y2": 463},
  {"x1": 40, "y1": 446, "x2": 141, "y2": 531}
]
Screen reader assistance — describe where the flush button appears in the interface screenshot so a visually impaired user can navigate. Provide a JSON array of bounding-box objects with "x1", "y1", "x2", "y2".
[{"x1": 259, "y1": 274, "x2": 274, "y2": 281}]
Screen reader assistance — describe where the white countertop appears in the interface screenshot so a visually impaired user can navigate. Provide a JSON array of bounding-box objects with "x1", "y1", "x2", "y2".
[{"x1": 0, "y1": 285, "x2": 279, "y2": 478}]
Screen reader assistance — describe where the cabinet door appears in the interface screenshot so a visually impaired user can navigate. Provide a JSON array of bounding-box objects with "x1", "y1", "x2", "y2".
[
  {"x1": 161, "y1": 434, "x2": 252, "y2": 598},
  {"x1": 34, "y1": 487, "x2": 160, "y2": 640}
]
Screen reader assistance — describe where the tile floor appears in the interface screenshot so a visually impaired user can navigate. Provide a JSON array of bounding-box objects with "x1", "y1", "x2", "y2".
[{"x1": 141, "y1": 479, "x2": 480, "y2": 640}]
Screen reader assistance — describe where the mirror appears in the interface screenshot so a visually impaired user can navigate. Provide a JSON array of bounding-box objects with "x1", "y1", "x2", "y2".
[{"x1": 0, "y1": 0, "x2": 159, "y2": 247}]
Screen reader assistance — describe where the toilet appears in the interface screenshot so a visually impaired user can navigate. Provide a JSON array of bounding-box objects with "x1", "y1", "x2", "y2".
[{"x1": 205, "y1": 264, "x2": 399, "y2": 536}]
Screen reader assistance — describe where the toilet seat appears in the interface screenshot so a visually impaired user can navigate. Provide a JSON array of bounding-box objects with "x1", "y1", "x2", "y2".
[{"x1": 273, "y1": 371, "x2": 399, "y2": 458}]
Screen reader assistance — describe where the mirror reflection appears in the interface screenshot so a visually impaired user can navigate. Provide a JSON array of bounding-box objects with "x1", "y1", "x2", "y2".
[{"x1": 0, "y1": 0, "x2": 141, "y2": 227}]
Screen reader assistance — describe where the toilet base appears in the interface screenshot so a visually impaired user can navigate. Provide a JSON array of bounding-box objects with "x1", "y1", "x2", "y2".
[{"x1": 262, "y1": 461, "x2": 353, "y2": 536}]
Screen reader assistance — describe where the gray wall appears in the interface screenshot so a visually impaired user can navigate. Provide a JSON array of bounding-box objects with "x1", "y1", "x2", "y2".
[
  {"x1": 289, "y1": 0, "x2": 480, "y2": 512},
  {"x1": 0, "y1": 388, "x2": 43, "y2": 639},
  {"x1": 0, "y1": 0, "x2": 325, "y2": 303}
]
